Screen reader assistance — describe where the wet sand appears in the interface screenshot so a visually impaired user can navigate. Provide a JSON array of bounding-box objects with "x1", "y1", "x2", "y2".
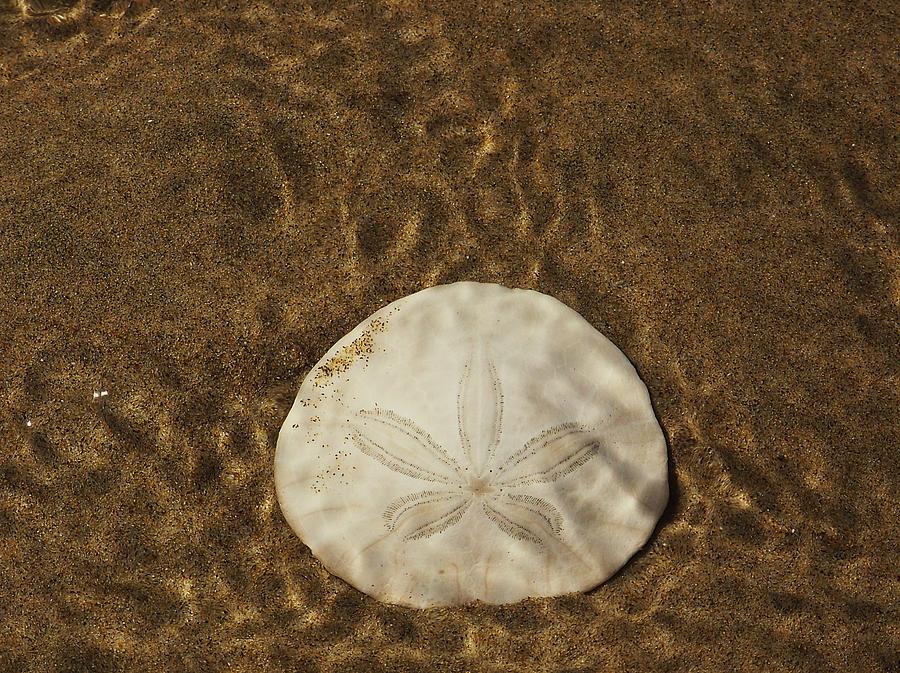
[{"x1": 0, "y1": 1, "x2": 897, "y2": 671}]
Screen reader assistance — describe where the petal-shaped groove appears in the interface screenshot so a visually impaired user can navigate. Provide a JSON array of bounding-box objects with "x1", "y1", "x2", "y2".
[
  {"x1": 383, "y1": 490, "x2": 471, "y2": 541},
  {"x1": 495, "y1": 423, "x2": 601, "y2": 488},
  {"x1": 351, "y1": 409, "x2": 462, "y2": 485},
  {"x1": 481, "y1": 500, "x2": 546, "y2": 546},
  {"x1": 360, "y1": 407, "x2": 464, "y2": 475},
  {"x1": 457, "y1": 345, "x2": 504, "y2": 474},
  {"x1": 498, "y1": 493, "x2": 564, "y2": 536}
]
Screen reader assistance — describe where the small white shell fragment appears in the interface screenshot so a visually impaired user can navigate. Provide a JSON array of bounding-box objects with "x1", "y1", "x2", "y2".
[{"x1": 275, "y1": 282, "x2": 668, "y2": 607}]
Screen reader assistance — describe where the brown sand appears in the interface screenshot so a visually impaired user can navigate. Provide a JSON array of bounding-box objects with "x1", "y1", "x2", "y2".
[{"x1": 0, "y1": 1, "x2": 897, "y2": 671}]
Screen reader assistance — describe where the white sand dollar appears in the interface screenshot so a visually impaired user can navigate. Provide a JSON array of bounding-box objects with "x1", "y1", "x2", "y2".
[{"x1": 275, "y1": 282, "x2": 668, "y2": 607}]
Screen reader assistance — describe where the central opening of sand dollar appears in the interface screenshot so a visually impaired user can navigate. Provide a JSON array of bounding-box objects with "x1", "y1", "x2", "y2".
[{"x1": 466, "y1": 475, "x2": 493, "y2": 496}]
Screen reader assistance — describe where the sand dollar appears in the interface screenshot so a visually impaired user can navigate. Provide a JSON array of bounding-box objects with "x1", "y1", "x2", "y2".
[{"x1": 275, "y1": 282, "x2": 668, "y2": 607}]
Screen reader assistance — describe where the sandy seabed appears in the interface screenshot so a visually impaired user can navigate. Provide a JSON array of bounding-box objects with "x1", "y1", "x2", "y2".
[{"x1": 0, "y1": 1, "x2": 897, "y2": 672}]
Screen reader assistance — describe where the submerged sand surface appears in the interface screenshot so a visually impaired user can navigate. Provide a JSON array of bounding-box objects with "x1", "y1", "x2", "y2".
[{"x1": 0, "y1": 1, "x2": 897, "y2": 672}]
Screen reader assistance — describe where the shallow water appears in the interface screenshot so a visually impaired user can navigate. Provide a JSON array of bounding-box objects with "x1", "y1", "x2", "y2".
[{"x1": 0, "y1": 2, "x2": 897, "y2": 672}]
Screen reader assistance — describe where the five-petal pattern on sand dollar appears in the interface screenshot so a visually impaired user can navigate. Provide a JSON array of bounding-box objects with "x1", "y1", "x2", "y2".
[{"x1": 349, "y1": 345, "x2": 603, "y2": 547}]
